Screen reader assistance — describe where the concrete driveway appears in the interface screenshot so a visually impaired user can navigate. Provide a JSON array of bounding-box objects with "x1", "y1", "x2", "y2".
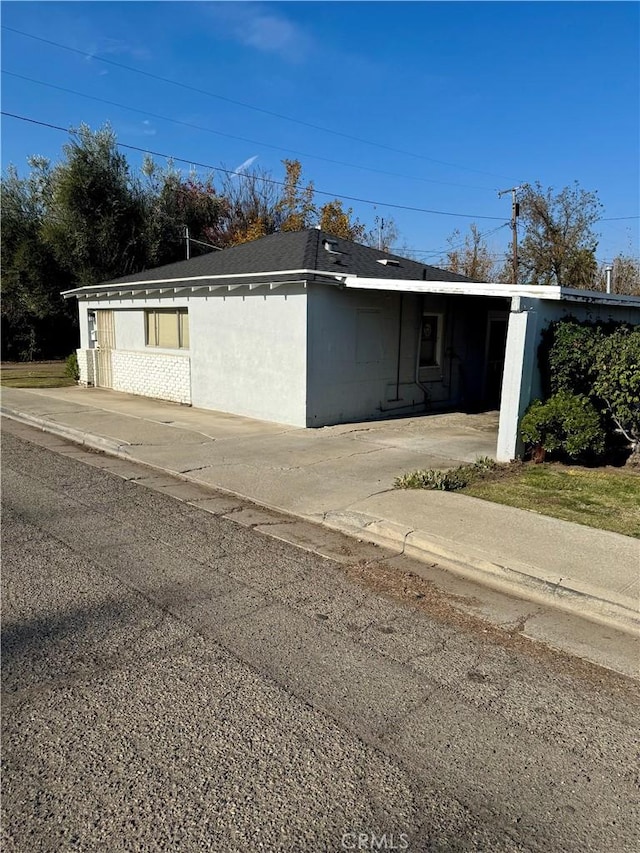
[{"x1": 1, "y1": 386, "x2": 499, "y2": 516}]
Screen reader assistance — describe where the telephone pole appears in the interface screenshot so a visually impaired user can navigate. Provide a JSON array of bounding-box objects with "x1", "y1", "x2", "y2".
[{"x1": 498, "y1": 186, "x2": 523, "y2": 283}]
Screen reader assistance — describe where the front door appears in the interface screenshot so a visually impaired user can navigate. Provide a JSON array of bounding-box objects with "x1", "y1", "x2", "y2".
[
  {"x1": 484, "y1": 313, "x2": 508, "y2": 407},
  {"x1": 95, "y1": 310, "x2": 115, "y2": 388}
]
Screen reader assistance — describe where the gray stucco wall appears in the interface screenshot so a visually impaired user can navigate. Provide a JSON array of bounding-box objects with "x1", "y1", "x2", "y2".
[
  {"x1": 305, "y1": 286, "x2": 425, "y2": 426},
  {"x1": 113, "y1": 310, "x2": 146, "y2": 351},
  {"x1": 189, "y1": 287, "x2": 308, "y2": 426}
]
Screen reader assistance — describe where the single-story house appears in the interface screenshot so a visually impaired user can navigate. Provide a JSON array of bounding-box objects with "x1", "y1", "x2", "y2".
[{"x1": 63, "y1": 228, "x2": 640, "y2": 461}]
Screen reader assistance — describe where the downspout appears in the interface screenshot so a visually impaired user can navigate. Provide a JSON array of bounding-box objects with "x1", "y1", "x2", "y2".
[{"x1": 389, "y1": 293, "x2": 404, "y2": 402}]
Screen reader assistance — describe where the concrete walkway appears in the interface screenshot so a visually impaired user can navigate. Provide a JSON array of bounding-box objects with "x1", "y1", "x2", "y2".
[{"x1": 2, "y1": 385, "x2": 639, "y2": 635}]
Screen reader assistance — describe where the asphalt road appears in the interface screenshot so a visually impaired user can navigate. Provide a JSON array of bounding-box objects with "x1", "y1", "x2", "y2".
[{"x1": 2, "y1": 425, "x2": 639, "y2": 853}]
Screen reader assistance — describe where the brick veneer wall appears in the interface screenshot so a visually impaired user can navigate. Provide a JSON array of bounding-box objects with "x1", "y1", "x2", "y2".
[{"x1": 76, "y1": 348, "x2": 191, "y2": 404}]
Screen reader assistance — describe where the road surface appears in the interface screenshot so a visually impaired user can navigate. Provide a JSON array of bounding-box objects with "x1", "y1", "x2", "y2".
[{"x1": 2, "y1": 423, "x2": 639, "y2": 852}]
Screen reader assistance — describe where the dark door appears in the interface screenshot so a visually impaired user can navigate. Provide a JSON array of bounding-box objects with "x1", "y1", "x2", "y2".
[{"x1": 484, "y1": 315, "x2": 508, "y2": 407}]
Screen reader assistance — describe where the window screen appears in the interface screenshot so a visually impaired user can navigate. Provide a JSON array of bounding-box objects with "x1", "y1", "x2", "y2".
[{"x1": 145, "y1": 309, "x2": 189, "y2": 349}]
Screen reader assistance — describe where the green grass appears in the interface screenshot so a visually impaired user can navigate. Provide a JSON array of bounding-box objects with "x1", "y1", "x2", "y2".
[
  {"x1": 0, "y1": 361, "x2": 77, "y2": 389},
  {"x1": 464, "y1": 463, "x2": 640, "y2": 538}
]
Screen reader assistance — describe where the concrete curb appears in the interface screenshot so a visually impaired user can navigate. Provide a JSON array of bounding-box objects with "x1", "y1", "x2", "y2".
[
  {"x1": 1, "y1": 407, "x2": 129, "y2": 456},
  {"x1": 4, "y1": 406, "x2": 639, "y2": 637},
  {"x1": 320, "y1": 510, "x2": 640, "y2": 636}
]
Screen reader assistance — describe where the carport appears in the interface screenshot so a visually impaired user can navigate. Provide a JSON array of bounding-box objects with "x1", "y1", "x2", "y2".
[{"x1": 339, "y1": 276, "x2": 640, "y2": 461}]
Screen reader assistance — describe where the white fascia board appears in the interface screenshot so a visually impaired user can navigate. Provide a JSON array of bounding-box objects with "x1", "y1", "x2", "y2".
[
  {"x1": 72, "y1": 279, "x2": 311, "y2": 302},
  {"x1": 341, "y1": 276, "x2": 640, "y2": 308},
  {"x1": 342, "y1": 277, "x2": 561, "y2": 299},
  {"x1": 62, "y1": 269, "x2": 337, "y2": 298},
  {"x1": 551, "y1": 288, "x2": 640, "y2": 308}
]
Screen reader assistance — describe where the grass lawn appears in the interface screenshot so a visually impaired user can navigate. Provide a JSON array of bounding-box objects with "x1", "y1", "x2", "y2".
[
  {"x1": 464, "y1": 463, "x2": 640, "y2": 538},
  {"x1": 0, "y1": 361, "x2": 77, "y2": 389}
]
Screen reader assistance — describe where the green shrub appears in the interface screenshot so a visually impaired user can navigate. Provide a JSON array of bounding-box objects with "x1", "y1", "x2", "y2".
[
  {"x1": 64, "y1": 352, "x2": 79, "y2": 381},
  {"x1": 520, "y1": 392, "x2": 606, "y2": 460},
  {"x1": 535, "y1": 318, "x2": 640, "y2": 460},
  {"x1": 538, "y1": 318, "x2": 609, "y2": 398},
  {"x1": 395, "y1": 468, "x2": 468, "y2": 491},
  {"x1": 593, "y1": 326, "x2": 640, "y2": 448},
  {"x1": 395, "y1": 457, "x2": 498, "y2": 491}
]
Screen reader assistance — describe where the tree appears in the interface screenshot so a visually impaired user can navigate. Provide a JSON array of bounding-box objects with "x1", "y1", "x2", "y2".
[
  {"x1": 362, "y1": 216, "x2": 399, "y2": 252},
  {"x1": 276, "y1": 159, "x2": 316, "y2": 232},
  {"x1": 1, "y1": 162, "x2": 76, "y2": 360},
  {"x1": 142, "y1": 158, "x2": 226, "y2": 265},
  {"x1": 444, "y1": 224, "x2": 496, "y2": 280},
  {"x1": 42, "y1": 124, "x2": 148, "y2": 285},
  {"x1": 318, "y1": 199, "x2": 365, "y2": 241},
  {"x1": 213, "y1": 166, "x2": 282, "y2": 247},
  {"x1": 517, "y1": 181, "x2": 602, "y2": 287},
  {"x1": 595, "y1": 255, "x2": 640, "y2": 296}
]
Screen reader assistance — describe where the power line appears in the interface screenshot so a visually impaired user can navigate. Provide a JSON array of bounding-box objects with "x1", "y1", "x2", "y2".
[
  {"x1": 405, "y1": 224, "x2": 509, "y2": 258},
  {"x1": 1, "y1": 70, "x2": 497, "y2": 193},
  {"x1": 0, "y1": 111, "x2": 508, "y2": 221},
  {"x1": 1, "y1": 24, "x2": 519, "y2": 182},
  {"x1": 3, "y1": 111, "x2": 638, "y2": 228}
]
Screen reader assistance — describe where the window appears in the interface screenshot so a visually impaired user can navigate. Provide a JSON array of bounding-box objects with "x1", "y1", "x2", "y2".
[
  {"x1": 145, "y1": 309, "x2": 190, "y2": 349},
  {"x1": 419, "y1": 313, "x2": 442, "y2": 368}
]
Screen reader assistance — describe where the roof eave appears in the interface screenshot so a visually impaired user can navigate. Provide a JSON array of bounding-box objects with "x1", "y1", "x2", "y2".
[
  {"x1": 341, "y1": 276, "x2": 640, "y2": 307},
  {"x1": 61, "y1": 269, "x2": 349, "y2": 299}
]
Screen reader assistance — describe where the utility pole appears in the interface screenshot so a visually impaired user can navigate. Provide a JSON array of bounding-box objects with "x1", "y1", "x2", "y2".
[
  {"x1": 184, "y1": 225, "x2": 191, "y2": 260},
  {"x1": 498, "y1": 186, "x2": 523, "y2": 283}
]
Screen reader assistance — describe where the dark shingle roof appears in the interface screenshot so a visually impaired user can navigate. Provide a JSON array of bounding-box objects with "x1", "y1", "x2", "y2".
[{"x1": 101, "y1": 229, "x2": 475, "y2": 286}]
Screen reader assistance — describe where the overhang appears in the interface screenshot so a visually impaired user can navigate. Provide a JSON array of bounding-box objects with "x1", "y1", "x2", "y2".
[
  {"x1": 339, "y1": 276, "x2": 640, "y2": 309},
  {"x1": 61, "y1": 270, "x2": 347, "y2": 300},
  {"x1": 62, "y1": 269, "x2": 640, "y2": 310}
]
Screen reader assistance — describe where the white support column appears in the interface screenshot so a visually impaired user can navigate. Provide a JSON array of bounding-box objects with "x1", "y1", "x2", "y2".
[{"x1": 496, "y1": 297, "x2": 539, "y2": 461}]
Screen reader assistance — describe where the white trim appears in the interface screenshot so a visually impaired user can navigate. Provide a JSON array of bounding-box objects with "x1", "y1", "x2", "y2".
[
  {"x1": 62, "y1": 269, "x2": 341, "y2": 298},
  {"x1": 341, "y1": 276, "x2": 640, "y2": 307},
  {"x1": 63, "y1": 269, "x2": 640, "y2": 309}
]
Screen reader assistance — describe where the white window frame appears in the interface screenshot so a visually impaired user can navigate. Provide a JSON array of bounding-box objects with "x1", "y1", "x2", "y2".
[
  {"x1": 145, "y1": 308, "x2": 189, "y2": 350},
  {"x1": 417, "y1": 311, "x2": 444, "y2": 380}
]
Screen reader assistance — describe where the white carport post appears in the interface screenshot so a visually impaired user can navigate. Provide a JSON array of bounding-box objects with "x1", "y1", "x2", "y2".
[{"x1": 497, "y1": 296, "x2": 539, "y2": 462}]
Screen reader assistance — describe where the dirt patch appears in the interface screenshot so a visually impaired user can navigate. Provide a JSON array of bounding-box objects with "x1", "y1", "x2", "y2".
[{"x1": 339, "y1": 555, "x2": 640, "y2": 696}]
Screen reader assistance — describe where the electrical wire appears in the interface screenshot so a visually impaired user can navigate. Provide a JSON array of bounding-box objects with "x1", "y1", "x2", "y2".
[
  {"x1": 3, "y1": 111, "x2": 637, "y2": 228},
  {"x1": 1, "y1": 70, "x2": 498, "y2": 192},
  {"x1": 408, "y1": 224, "x2": 509, "y2": 258},
  {"x1": 0, "y1": 111, "x2": 509, "y2": 221},
  {"x1": 2, "y1": 24, "x2": 519, "y2": 182}
]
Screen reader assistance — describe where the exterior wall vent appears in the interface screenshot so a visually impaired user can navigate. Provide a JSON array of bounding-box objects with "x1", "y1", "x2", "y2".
[{"x1": 377, "y1": 258, "x2": 400, "y2": 266}]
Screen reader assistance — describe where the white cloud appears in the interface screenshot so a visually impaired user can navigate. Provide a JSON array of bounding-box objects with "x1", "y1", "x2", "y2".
[
  {"x1": 233, "y1": 155, "x2": 259, "y2": 175},
  {"x1": 207, "y1": 3, "x2": 311, "y2": 60},
  {"x1": 117, "y1": 121, "x2": 157, "y2": 138},
  {"x1": 84, "y1": 37, "x2": 151, "y2": 64}
]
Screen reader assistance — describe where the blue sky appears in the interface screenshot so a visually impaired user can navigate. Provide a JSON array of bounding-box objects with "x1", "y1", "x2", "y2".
[{"x1": 2, "y1": 1, "x2": 639, "y2": 267}]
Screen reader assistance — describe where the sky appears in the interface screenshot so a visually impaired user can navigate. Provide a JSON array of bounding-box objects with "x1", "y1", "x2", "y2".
[{"x1": 2, "y1": 1, "x2": 639, "y2": 268}]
